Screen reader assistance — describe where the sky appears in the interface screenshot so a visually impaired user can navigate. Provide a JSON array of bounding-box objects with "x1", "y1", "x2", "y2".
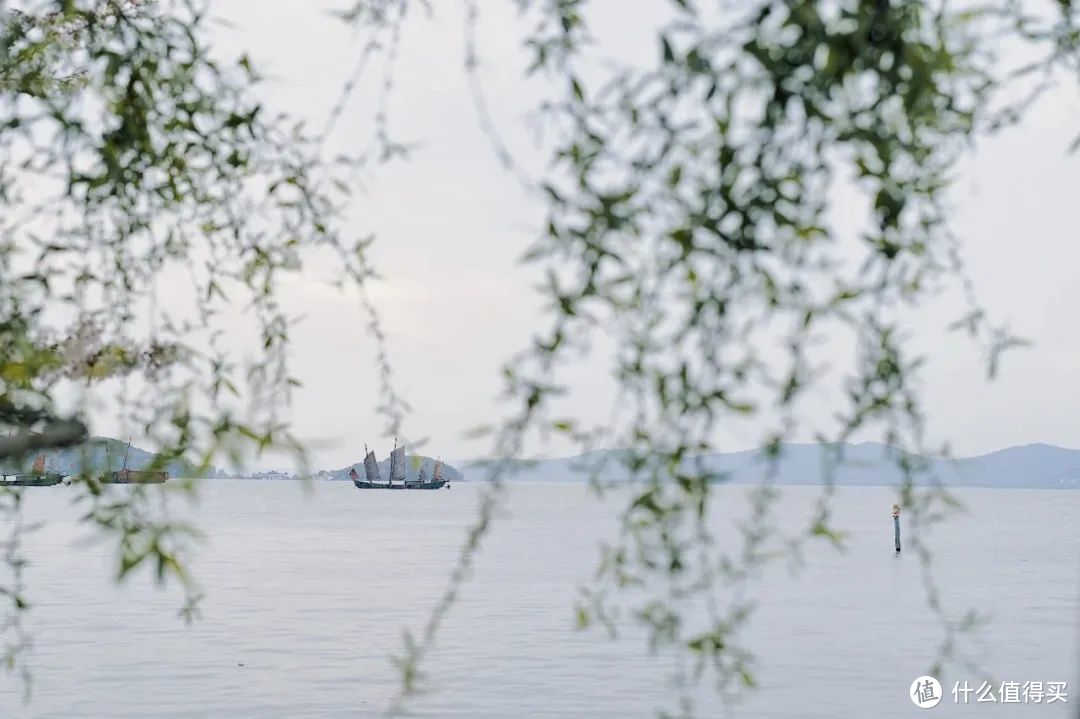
[{"x1": 107, "y1": 1, "x2": 1080, "y2": 470}]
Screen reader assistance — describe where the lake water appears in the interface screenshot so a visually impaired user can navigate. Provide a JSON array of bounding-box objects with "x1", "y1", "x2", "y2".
[{"x1": 0, "y1": 481, "x2": 1076, "y2": 718}]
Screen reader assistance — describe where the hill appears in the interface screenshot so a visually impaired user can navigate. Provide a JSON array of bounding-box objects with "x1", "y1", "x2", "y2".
[
  {"x1": 460, "y1": 442, "x2": 1080, "y2": 489},
  {"x1": 0, "y1": 436, "x2": 225, "y2": 478}
]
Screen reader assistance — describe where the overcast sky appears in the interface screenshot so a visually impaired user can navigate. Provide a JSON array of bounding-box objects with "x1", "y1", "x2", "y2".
[{"x1": 155, "y1": 2, "x2": 1080, "y2": 470}]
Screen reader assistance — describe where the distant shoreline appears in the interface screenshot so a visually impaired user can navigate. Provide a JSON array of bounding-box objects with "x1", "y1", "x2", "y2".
[
  {"x1": 449, "y1": 442, "x2": 1080, "y2": 490},
  {"x1": 12, "y1": 440, "x2": 1078, "y2": 490}
]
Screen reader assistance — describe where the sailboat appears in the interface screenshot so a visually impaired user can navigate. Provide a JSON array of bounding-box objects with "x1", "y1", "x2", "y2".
[
  {"x1": 351, "y1": 440, "x2": 450, "y2": 490},
  {"x1": 2, "y1": 454, "x2": 64, "y2": 486},
  {"x1": 431, "y1": 459, "x2": 447, "y2": 488},
  {"x1": 104, "y1": 438, "x2": 168, "y2": 484}
]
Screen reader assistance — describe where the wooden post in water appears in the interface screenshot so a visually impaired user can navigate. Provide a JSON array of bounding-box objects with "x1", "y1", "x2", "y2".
[{"x1": 892, "y1": 504, "x2": 901, "y2": 554}]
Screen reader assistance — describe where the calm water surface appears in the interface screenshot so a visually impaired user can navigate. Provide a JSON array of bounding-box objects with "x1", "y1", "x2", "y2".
[{"x1": 0, "y1": 481, "x2": 1076, "y2": 718}]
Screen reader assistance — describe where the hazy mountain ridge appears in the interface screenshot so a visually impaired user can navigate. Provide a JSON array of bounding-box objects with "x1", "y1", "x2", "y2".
[
  {"x1": 9, "y1": 439, "x2": 1074, "y2": 487},
  {"x1": 461, "y1": 442, "x2": 1080, "y2": 489}
]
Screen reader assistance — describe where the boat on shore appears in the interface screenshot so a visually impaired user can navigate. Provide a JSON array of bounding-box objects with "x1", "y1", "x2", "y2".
[
  {"x1": 351, "y1": 440, "x2": 449, "y2": 490},
  {"x1": 0, "y1": 455, "x2": 64, "y2": 487}
]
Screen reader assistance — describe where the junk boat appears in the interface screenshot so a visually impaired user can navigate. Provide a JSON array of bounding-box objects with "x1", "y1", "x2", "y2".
[
  {"x1": 103, "y1": 439, "x2": 168, "y2": 484},
  {"x1": 107, "y1": 467, "x2": 168, "y2": 484},
  {"x1": 351, "y1": 439, "x2": 449, "y2": 490},
  {"x1": 1, "y1": 454, "x2": 64, "y2": 486}
]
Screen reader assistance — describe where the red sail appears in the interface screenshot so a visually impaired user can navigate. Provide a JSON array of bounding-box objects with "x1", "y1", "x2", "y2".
[
  {"x1": 32, "y1": 455, "x2": 45, "y2": 474},
  {"x1": 349, "y1": 467, "x2": 359, "y2": 481}
]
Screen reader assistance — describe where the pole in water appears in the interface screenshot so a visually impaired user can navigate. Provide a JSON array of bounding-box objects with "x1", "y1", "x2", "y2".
[{"x1": 892, "y1": 504, "x2": 901, "y2": 554}]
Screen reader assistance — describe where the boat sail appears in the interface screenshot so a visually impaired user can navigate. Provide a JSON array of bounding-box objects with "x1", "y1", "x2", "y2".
[
  {"x1": 363, "y1": 445, "x2": 381, "y2": 483},
  {"x1": 352, "y1": 442, "x2": 451, "y2": 491},
  {"x1": 389, "y1": 442, "x2": 406, "y2": 485}
]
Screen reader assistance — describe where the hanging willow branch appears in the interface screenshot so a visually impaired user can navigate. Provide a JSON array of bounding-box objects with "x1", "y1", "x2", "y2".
[
  {"x1": 342, "y1": 0, "x2": 1080, "y2": 714},
  {"x1": 0, "y1": 0, "x2": 409, "y2": 688}
]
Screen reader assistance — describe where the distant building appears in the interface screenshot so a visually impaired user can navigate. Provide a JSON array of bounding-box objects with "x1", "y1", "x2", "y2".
[{"x1": 250, "y1": 470, "x2": 294, "y2": 480}]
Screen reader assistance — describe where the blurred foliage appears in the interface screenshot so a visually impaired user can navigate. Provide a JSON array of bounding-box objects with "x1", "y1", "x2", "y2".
[
  {"x1": 2, "y1": 0, "x2": 1078, "y2": 714},
  {"x1": 347, "y1": 0, "x2": 1080, "y2": 714},
  {"x1": 0, "y1": 0, "x2": 393, "y2": 688}
]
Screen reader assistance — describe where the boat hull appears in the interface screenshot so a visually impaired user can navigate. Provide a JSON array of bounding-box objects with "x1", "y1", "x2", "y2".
[
  {"x1": 353, "y1": 479, "x2": 448, "y2": 490},
  {"x1": 106, "y1": 470, "x2": 168, "y2": 484},
  {"x1": 1, "y1": 473, "x2": 64, "y2": 487}
]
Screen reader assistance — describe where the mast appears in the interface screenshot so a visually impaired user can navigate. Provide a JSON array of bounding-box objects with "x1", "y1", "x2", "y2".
[
  {"x1": 892, "y1": 504, "x2": 902, "y2": 554},
  {"x1": 122, "y1": 437, "x2": 132, "y2": 471}
]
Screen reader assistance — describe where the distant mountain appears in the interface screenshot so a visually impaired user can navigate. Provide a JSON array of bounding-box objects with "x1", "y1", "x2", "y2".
[
  {"x1": 328, "y1": 455, "x2": 464, "y2": 483},
  {"x1": 13, "y1": 438, "x2": 1072, "y2": 488},
  {"x1": 0, "y1": 436, "x2": 225, "y2": 478},
  {"x1": 460, "y1": 442, "x2": 1080, "y2": 489}
]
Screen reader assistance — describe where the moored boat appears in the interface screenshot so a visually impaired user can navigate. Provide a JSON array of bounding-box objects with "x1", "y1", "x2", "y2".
[
  {"x1": 102, "y1": 439, "x2": 169, "y2": 484},
  {"x1": 0, "y1": 455, "x2": 64, "y2": 487},
  {"x1": 107, "y1": 468, "x2": 169, "y2": 484}
]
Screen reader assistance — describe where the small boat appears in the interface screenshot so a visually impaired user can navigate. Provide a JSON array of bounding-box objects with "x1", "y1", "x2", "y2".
[
  {"x1": 107, "y1": 468, "x2": 168, "y2": 484},
  {"x1": 351, "y1": 440, "x2": 449, "y2": 490},
  {"x1": 102, "y1": 439, "x2": 168, "y2": 484},
  {"x1": 408, "y1": 457, "x2": 449, "y2": 490},
  {"x1": 1, "y1": 455, "x2": 64, "y2": 486}
]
